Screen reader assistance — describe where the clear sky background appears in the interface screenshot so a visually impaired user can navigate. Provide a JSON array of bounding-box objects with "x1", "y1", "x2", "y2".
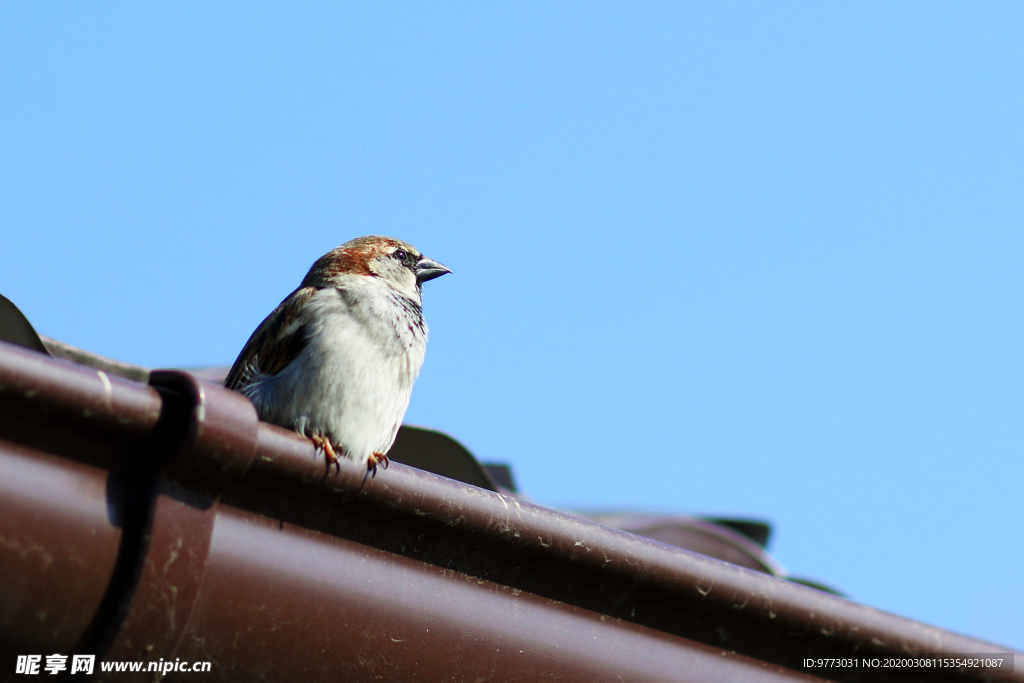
[{"x1": 2, "y1": 2, "x2": 1021, "y2": 649}]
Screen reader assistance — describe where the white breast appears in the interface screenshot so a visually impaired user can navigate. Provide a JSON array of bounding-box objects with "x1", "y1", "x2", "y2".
[{"x1": 250, "y1": 284, "x2": 428, "y2": 466}]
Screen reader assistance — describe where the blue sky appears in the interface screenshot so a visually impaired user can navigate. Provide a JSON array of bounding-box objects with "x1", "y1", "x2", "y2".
[{"x1": 2, "y1": 2, "x2": 1021, "y2": 649}]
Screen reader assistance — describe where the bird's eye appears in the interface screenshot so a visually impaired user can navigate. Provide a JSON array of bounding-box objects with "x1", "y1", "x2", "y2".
[{"x1": 393, "y1": 249, "x2": 408, "y2": 261}]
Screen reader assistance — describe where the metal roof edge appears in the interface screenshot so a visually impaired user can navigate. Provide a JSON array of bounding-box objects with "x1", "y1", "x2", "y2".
[{"x1": 0, "y1": 338, "x2": 1019, "y2": 682}]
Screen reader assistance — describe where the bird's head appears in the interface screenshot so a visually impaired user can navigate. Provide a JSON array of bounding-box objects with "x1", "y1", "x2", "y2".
[{"x1": 303, "y1": 235, "x2": 451, "y2": 300}]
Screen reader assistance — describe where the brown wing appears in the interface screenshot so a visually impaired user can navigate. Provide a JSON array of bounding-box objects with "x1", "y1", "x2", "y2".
[{"x1": 224, "y1": 286, "x2": 318, "y2": 390}]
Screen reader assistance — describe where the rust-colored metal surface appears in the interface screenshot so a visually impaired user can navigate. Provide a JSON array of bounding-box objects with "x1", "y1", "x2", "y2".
[
  {"x1": 0, "y1": 338, "x2": 1020, "y2": 682},
  {"x1": 178, "y1": 506, "x2": 827, "y2": 683},
  {"x1": 0, "y1": 342, "x2": 161, "y2": 472},
  {"x1": 0, "y1": 341, "x2": 166, "y2": 672},
  {"x1": 0, "y1": 441, "x2": 121, "y2": 663}
]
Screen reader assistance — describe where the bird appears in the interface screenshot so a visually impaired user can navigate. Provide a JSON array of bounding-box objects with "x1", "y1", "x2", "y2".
[{"x1": 224, "y1": 235, "x2": 450, "y2": 477}]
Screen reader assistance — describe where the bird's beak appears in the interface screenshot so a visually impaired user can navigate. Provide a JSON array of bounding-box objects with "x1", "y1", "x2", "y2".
[{"x1": 415, "y1": 256, "x2": 452, "y2": 283}]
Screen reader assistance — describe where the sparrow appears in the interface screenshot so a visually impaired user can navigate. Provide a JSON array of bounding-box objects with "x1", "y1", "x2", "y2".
[{"x1": 224, "y1": 236, "x2": 450, "y2": 476}]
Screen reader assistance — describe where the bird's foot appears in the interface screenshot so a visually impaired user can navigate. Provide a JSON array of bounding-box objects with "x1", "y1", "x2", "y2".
[
  {"x1": 366, "y1": 451, "x2": 389, "y2": 478},
  {"x1": 310, "y1": 433, "x2": 340, "y2": 476}
]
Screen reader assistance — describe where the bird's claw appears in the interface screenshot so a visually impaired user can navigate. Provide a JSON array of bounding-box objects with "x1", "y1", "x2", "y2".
[
  {"x1": 366, "y1": 451, "x2": 389, "y2": 478},
  {"x1": 310, "y1": 433, "x2": 341, "y2": 476}
]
